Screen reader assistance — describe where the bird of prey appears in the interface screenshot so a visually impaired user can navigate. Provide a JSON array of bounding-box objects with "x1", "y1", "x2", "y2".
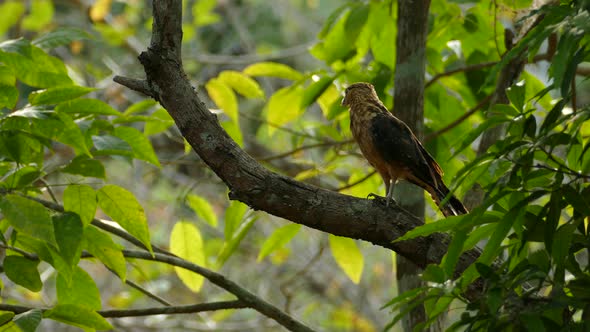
[{"x1": 342, "y1": 82, "x2": 468, "y2": 217}]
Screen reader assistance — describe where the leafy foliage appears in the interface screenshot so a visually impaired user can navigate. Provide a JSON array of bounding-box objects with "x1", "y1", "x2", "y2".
[{"x1": 0, "y1": 0, "x2": 588, "y2": 331}]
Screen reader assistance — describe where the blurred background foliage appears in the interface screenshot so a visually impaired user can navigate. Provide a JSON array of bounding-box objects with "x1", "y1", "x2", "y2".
[{"x1": 0, "y1": 0, "x2": 588, "y2": 331}]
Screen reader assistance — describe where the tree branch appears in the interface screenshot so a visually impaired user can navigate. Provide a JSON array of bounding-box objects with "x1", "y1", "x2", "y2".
[
  {"x1": 114, "y1": 0, "x2": 485, "y2": 302},
  {"x1": 121, "y1": 249, "x2": 315, "y2": 332},
  {"x1": 99, "y1": 300, "x2": 247, "y2": 317},
  {"x1": 0, "y1": 301, "x2": 249, "y2": 318},
  {"x1": 424, "y1": 94, "x2": 493, "y2": 143}
]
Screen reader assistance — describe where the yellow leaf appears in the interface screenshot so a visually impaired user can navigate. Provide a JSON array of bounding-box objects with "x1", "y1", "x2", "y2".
[
  {"x1": 89, "y1": 0, "x2": 111, "y2": 22},
  {"x1": 170, "y1": 221, "x2": 205, "y2": 292},
  {"x1": 329, "y1": 235, "x2": 363, "y2": 284},
  {"x1": 205, "y1": 78, "x2": 238, "y2": 123}
]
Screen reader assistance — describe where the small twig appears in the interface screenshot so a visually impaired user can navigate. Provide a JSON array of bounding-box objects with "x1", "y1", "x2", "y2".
[
  {"x1": 336, "y1": 171, "x2": 377, "y2": 192},
  {"x1": 103, "y1": 265, "x2": 172, "y2": 306},
  {"x1": 258, "y1": 140, "x2": 353, "y2": 162},
  {"x1": 424, "y1": 94, "x2": 493, "y2": 142},
  {"x1": 113, "y1": 76, "x2": 154, "y2": 98},
  {"x1": 194, "y1": 43, "x2": 312, "y2": 65},
  {"x1": 121, "y1": 249, "x2": 316, "y2": 332},
  {"x1": 0, "y1": 244, "x2": 39, "y2": 261},
  {"x1": 0, "y1": 301, "x2": 247, "y2": 317},
  {"x1": 426, "y1": 61, "x2": 497, "y2": 88},
  {"x1": 99, "y1": 300, "x2": 247, "y2": 317},
  {"x1": 279, "y1": 243, "x2": 326, "y2": 313},
  {"x1": 240, "y1": 112, "x2": 323, "y2": 141}
]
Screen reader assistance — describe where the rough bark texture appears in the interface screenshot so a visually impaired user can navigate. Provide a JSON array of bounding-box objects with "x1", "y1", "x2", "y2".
[
  {"x1": 393, "y1": 0, "x2": 435, "y2": 330},
  {"x1": 116, "y1": 0, "x2": 487, "y2": 305}
]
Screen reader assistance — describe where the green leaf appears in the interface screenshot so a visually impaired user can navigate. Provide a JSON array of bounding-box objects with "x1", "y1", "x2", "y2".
[
  {"x1": 113, "y1": 126, "x2": 160, "y2": 167},
  {"x1": 310, "y1": 10, "x2": 357, "y2": 64},
  {"x1": 32, "y1": 27, "x2": 93, "y2": 50},
  {"x1": 123, "y1": 99, "x2": 157, "y2": 115},
  {"x1": 506, "y1": 82, "x2": 526, "y2": 112},
  {"x1": 0, "y1": 85, "x2": 18, "y2": 109},
  {"x1": 218, "y1": 70, "x2": 264, "y2": 99},
  {"x1": 0, "y1": 195, "x2": 56, "y2": 246},
  {"x1": 267, "y1": 85, "x2": 304, "y2": 135},
  {"x1": 0, "y1": 311, "x2": 15, "y2": 326},
  {"x1": 22, "y1": 0, "x2": 54, "y2": 31},
  {"x1": 44, "y1": 304, "x2": 112, "y2": 330},
  {"x1": 243, "y1": 62, "x2": 303, "y2": 80},
  {"x1": 56, "y1": 266, "x2": 101, "y2": 310},
  {"x1": 394, "y1": 214, "x2": 467, "y2": 243},
  {"x1": 56, "y1": 98, "x2": 120, "y2": 116},
  {"x1": 422, "y1": 264, "x2": 446, "y2": 283},
  {"x1": 205, "y1": 78, "x2": 238, "y2": 123},
  {"x1": 170, "y1": 221, "x2": 206, "y2": 292},
  {"x1": 83, "y1": 226, "x2": 126, "y2": 280},
  {"x1": 300, "y1": 76, "x2": 335, "y2": 109},
  {"x1": 61, "y1": 155, "x2": 106, "y2": 178},
  {"x1": 29, "y1": 86, "x2": 96, "y2": 105},
  {"x1": 97, "y1": 185, "x2": 152, "y2": 253},
  {"x1": 257, "y1": 224, "x2": 301, "y2": 261},
  {"x1": 0, "y1": 2, "x2": 25, "y2": 36},
  {"x1": 0, "y1": 42, "x2": 72, "y2": 88},
  {"x1": 224, "y1": 200, "x2": 248, "y2": 240},
  {"x1": 186, "y1": 194, "x2": 217, "y2": 227},
  {"x1": 4, "y1": 256, "x2": 42, "y2": 292},
  {"x1": 92, "y1": 135, "x2": 133, "y2": 157},
  {"x1": 551, "y1": 223, "x2": 576, "y2": 284},
  {"x1": 14, "y1": 309, "x2": 43, "y2": 332},
  {"x1": 440, "y1": 229, "x2": 468, "y2": 279},
  {"x1": 220, "y1": 119, "x2": 243, "y2": 147},
  {"x1": 63, "y1": 184, "x2": 97, "y2": 227},
  {"x1": 53, "y1": 213, "x2": 84, "y2": 267},
  {"x1": 144, "y1": 108, "x2": 175, "y2": 136},
  {"x1": 217, "y1": 215, "x2": 256, "y2": 268},
  {"x1": 329, "y1": 235, "x2": 363, "y2": 284}
]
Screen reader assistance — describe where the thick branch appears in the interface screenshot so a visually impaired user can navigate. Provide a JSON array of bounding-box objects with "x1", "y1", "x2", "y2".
[{"x1": 114, "y1": 0, "x2": 485, "y2": 302}]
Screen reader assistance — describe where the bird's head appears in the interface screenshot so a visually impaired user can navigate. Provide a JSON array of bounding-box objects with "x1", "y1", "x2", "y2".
[{"x1": 341, "y1": 82, "x2": 379, "y2": 108}]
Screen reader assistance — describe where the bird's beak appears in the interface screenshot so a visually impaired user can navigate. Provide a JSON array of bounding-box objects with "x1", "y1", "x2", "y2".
[{"x1": 341, "y1": 94, "x2": 347, "y2": 107}]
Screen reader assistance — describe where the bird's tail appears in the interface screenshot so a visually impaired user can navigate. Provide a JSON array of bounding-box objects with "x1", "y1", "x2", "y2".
[{"x1": 431, "y1": 184, "x2": 468, "y2": 217}]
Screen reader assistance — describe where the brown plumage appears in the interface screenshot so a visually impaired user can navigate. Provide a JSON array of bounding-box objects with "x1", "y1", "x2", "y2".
[{"x1": 342, "y1": 82, "x2": 467, "y2": 217}]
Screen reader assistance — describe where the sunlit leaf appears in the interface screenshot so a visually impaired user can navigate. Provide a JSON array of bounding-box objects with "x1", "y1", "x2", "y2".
[
  {"x1": 266, "y1": 85, "x2": 304, "y2": 135},
  {"x1": 56, "y1": 267, "x2": 101, "y2": 310},
  {"x1": 44, "y1": 304, "x2": 112, "y2": 330},
  {"x1": 29, "y1": 86, "x2": 95, "y2": 105},
  {"x1": 205, "y1": 78, "x2": 238, "y2": 123},
  {"x1": 22, "y1": 0, "x2": 54, "y2": 31},
  {"x1": 186, "y1": 194, "x2": 218, "y2": 227},
  {"x1": 0, "y1": 2, "x2": 25, "y2": 36},
  {"x1": 243, "y1": 62, "x2": 303, "y2": 80},
  {"x1": 257, "y1": 224, "x2": 301, "y2": 261},
  {"x1": 97, "y1": 185, "x2": 152, "y2": 253},
  {"x1": 83, "y1": 226, "x2": 126, "y2": 280},
  {"x1": 0, "y1": 195, "x2": 56, "y2": 246},
  {"x1": 219, "y1": 70, "x2": 264, "y2": 99},
  {"x1": 329, "y1": 235, "x2": 363, "y2": 284},
  {"x1": 170, "y1": 221, "x2": 206, "y2": 292},
  {"x1": 113, "y1": 126, "x2": 161, "y2": 167}
]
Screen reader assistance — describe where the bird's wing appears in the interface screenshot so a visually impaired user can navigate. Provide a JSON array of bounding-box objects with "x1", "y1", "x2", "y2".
[{"x1": 370, "y1": 112, "x2": 439, "y2": 186}]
